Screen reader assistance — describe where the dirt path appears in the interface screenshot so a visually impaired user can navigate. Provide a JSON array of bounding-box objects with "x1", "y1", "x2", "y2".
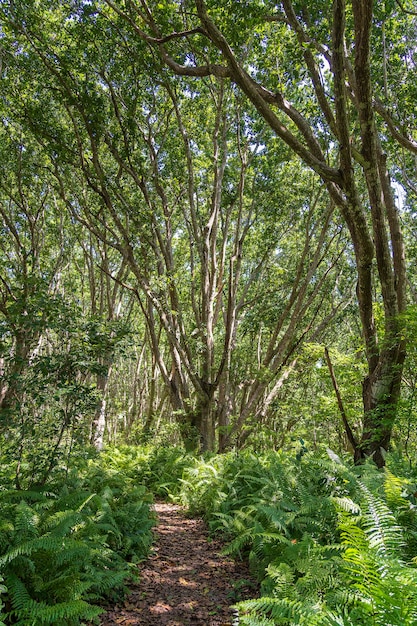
[{"x1": 98, "y1": 502, "x2": 258, "y2": 626}]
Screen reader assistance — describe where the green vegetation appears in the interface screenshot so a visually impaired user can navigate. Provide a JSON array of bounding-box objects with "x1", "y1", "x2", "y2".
[
  {"x1": 1, "y1": 0, "x2": 417, "y2": 623},
  {"x1": 2, "y1": 442, "x2": 417, "y2": 624},
  {"x1": 1, "y1": 0, "x2": 417, "y2": 460},
  {"x1": 0, "y1": 450, "x2": 154, "y2": 625},
  {"x1": 131, "y1": 445, "x2": 417, "y2": 625}
]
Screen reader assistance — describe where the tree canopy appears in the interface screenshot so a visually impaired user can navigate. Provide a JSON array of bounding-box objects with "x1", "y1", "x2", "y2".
[{"x1": 0, "y1": 0, "x2": 417, "y2": 466}]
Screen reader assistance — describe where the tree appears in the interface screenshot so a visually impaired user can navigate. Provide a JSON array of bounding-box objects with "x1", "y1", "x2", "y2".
[
  {"x1": 0, "y1": 0, "x2": 354, "y2": 452},
  {"x1": 0, "y1": 110, "x2": 132, "y2": 484},
  {"x1": 3, "y1": 1, "x2": 414, "y2": 458},
  {"x1": 98, "y1": 0, "x2": 415, "y2": 466},
  {"x1": 0, "y1": 121, "x2": 72, "y2": 419}
]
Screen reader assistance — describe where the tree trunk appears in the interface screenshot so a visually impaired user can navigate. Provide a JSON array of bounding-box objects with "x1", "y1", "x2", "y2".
[
  {"x1": 356, "y1": 343, "x2": 406, "y2": 467},
  {"x1": 90, "y1": 396, "x2": 107, "y2": 451},
  {"x1": 0, "y1": 330, "x2": 35, "y2": 421},
  {"x1": 198, "y1": 393, "x2": 216, "y2": 452}
]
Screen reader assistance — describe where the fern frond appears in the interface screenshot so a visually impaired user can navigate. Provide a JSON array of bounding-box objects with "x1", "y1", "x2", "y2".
[
  {"x1": 12, "y1": 598, "x2": 103, "y2": 624},
  {"x1": 48, "y1": 491, "x2": 97, "y2": 514},
  {"x1": 263, "y1": 562, "x2": 295, "y2": 600},
  {"x1": 38, "y1": 573, "x2": 91, "y2": 600},
  {"x1": 358, "y1": 482, "x2": 404, "y2": 558},
  {"x1": 256, "y1": 505, "x2": 290, "y2": 532},
  {"x1": 47, "y1": 541, "x2": 96, "y2": 568},
  {"x1": 223, "y1": 530, "x2": 257, "y2": 558},
  {"x1": 0, "y1": 490, "x2": 52, "y2": 505},
  {"x1": 13, "y1": 502, "x2": 40, "y2": 541},
  {"x1": 0, "y1": 537, "x2": 69, "y2": 566},
  {"x1": 331, "y1": 497, "x2": 360, "y2": 515},
  {"x1": 5, "y1": 573, "x2": 31, "y2": 612},
  {"x1": 384, "y1": 469, "x2": 408, "y2": 509},
  {"x1": 85, "y1": 568, "x2": 129, "y2": 600},
  {"x1": 239, "y1": 614, "x2": 276, "y2": 626},
  {"x1": 41, "y1": 510, "x2": 84, "y2": 538},
  {"x1": 238, "y1": 595, "x2": 325, "y2": 625}
]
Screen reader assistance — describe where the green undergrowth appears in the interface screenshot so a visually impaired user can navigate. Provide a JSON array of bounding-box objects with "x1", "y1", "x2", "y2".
[
  {"x1": 3, "y1": 443, "x2": 417, "y2": 625},
  {"x1": 0, "y1": 450, "x2": 155, "y2": 625},
  {"x1": 125, "y1": 444, "x2": 417, "y2": 626}
]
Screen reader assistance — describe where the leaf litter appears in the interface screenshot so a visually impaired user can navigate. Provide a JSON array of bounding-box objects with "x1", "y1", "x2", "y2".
[{"x1": 97, "y1": 501, "x2": 258, "y2": 625}]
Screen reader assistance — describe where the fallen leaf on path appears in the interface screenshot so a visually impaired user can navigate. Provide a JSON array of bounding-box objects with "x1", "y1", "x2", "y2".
[{"x1": 94, "y1": 501, "x2": 259, "y2": 626}]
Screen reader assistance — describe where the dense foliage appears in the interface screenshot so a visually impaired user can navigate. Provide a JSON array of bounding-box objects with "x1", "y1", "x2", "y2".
[
  {"x1": 2, "y1": 442, "x2": 417, "y2": 624},
  {"x1": 131, "y1": 445, "x2": 417, "y2": 625},
  {"x1": 0, "y1": 449, "x2": 154, "y2": 625},
  {"x1": 0, "y1": 0, "x2": 416, "y2": 459},
  {"x1": 1, "y1": 0, "x2": 417, "y2": 621}
]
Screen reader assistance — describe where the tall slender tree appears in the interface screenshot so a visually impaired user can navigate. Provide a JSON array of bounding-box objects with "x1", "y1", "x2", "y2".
[
  {"x1": 99, "y1": 0, "x2": 414, "y2": 465},
  {"x1": 0, "y1": 0, "x2": 351, "y2": 451}
]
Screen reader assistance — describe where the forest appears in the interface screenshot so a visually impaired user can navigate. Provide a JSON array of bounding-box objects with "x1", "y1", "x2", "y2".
[{"x1": 1, "y1": 0, "x2": 417, "y2": 624}]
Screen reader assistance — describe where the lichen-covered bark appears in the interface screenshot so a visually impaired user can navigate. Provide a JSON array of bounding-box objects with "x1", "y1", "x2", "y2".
[{"x1": 350, "y1": 0, "x2": 406, "y2": 466}]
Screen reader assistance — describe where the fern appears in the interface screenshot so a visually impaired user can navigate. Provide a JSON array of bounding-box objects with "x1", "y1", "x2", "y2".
[
  {"x1": 0, "y1": 536, "x2": 73, "y2": 566},
  {"x1": 239, "y1": 595, "x2": 329, "y2": 625},
  {"x1": 0, "y1": 447, "x2": 155, "y2": 625},
  {"x1": 13, "y1": 502, "x2": 40, "y2": 542},
  {"x1": 383, "y1": 469, "x2": 417, "y2": 560},
  {"x1": 8, "y1": 597, "x2": 103, "y2": 625},
  {"x1": 358, "y1": 481, "x2": 404, "y2": 557},
  {"x1": 167, "y1": 449, "x2": 417, "y2": 626},
  {"x1": 4, "y1": 574, "x2": 32, "y2": 614},
  {"x1": 337, "y1": 492, "x2": 417, "y2": 625}
]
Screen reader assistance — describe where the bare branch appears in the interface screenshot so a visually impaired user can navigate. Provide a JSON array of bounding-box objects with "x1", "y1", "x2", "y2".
[
  {"x1": 152, "y1": 26, "x2": 207, "y2": 44},
  {"x1": 374, "y1": 98, "x2": 417, "y2": 155},
  {"x1": 324, "y1": 346, "x2": 358, "y2": 450},
  {"x1": 395, "y1": 0, "x2": 417, "y2": 16}
]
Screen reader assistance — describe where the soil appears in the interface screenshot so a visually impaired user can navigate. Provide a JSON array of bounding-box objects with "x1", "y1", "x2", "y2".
[{"x1": 97, "y1": 501, "x2": 258, "y2": 626}]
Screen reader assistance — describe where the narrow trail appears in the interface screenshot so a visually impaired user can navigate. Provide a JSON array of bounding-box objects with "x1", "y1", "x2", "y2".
[{"x1": 98, "y1": 502, "x2": 258, "y2": 626}]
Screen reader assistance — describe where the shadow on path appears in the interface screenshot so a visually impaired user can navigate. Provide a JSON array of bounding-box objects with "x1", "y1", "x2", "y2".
[{"x1": 98, "y1": 501, "x2": 258, "y2": 625}]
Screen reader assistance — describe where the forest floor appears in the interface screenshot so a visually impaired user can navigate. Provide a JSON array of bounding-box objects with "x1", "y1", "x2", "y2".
[{"x1": 97, "y1": 501, "x2": 259, "y2": 626}]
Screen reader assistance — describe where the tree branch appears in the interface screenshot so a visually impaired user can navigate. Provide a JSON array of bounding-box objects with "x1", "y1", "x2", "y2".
[
  {"x1": 394, "y1": 0, "x2": 417, "y2": 16},
  {"x1": 374, "y1": 98, "x2": 417, "y2": 155},
  {"x1": 324, "y1": 347, "x2": 358, "y2": 450},
  {"x1": 194, "y1": 0, "x2": 342, "y2": 185}
]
